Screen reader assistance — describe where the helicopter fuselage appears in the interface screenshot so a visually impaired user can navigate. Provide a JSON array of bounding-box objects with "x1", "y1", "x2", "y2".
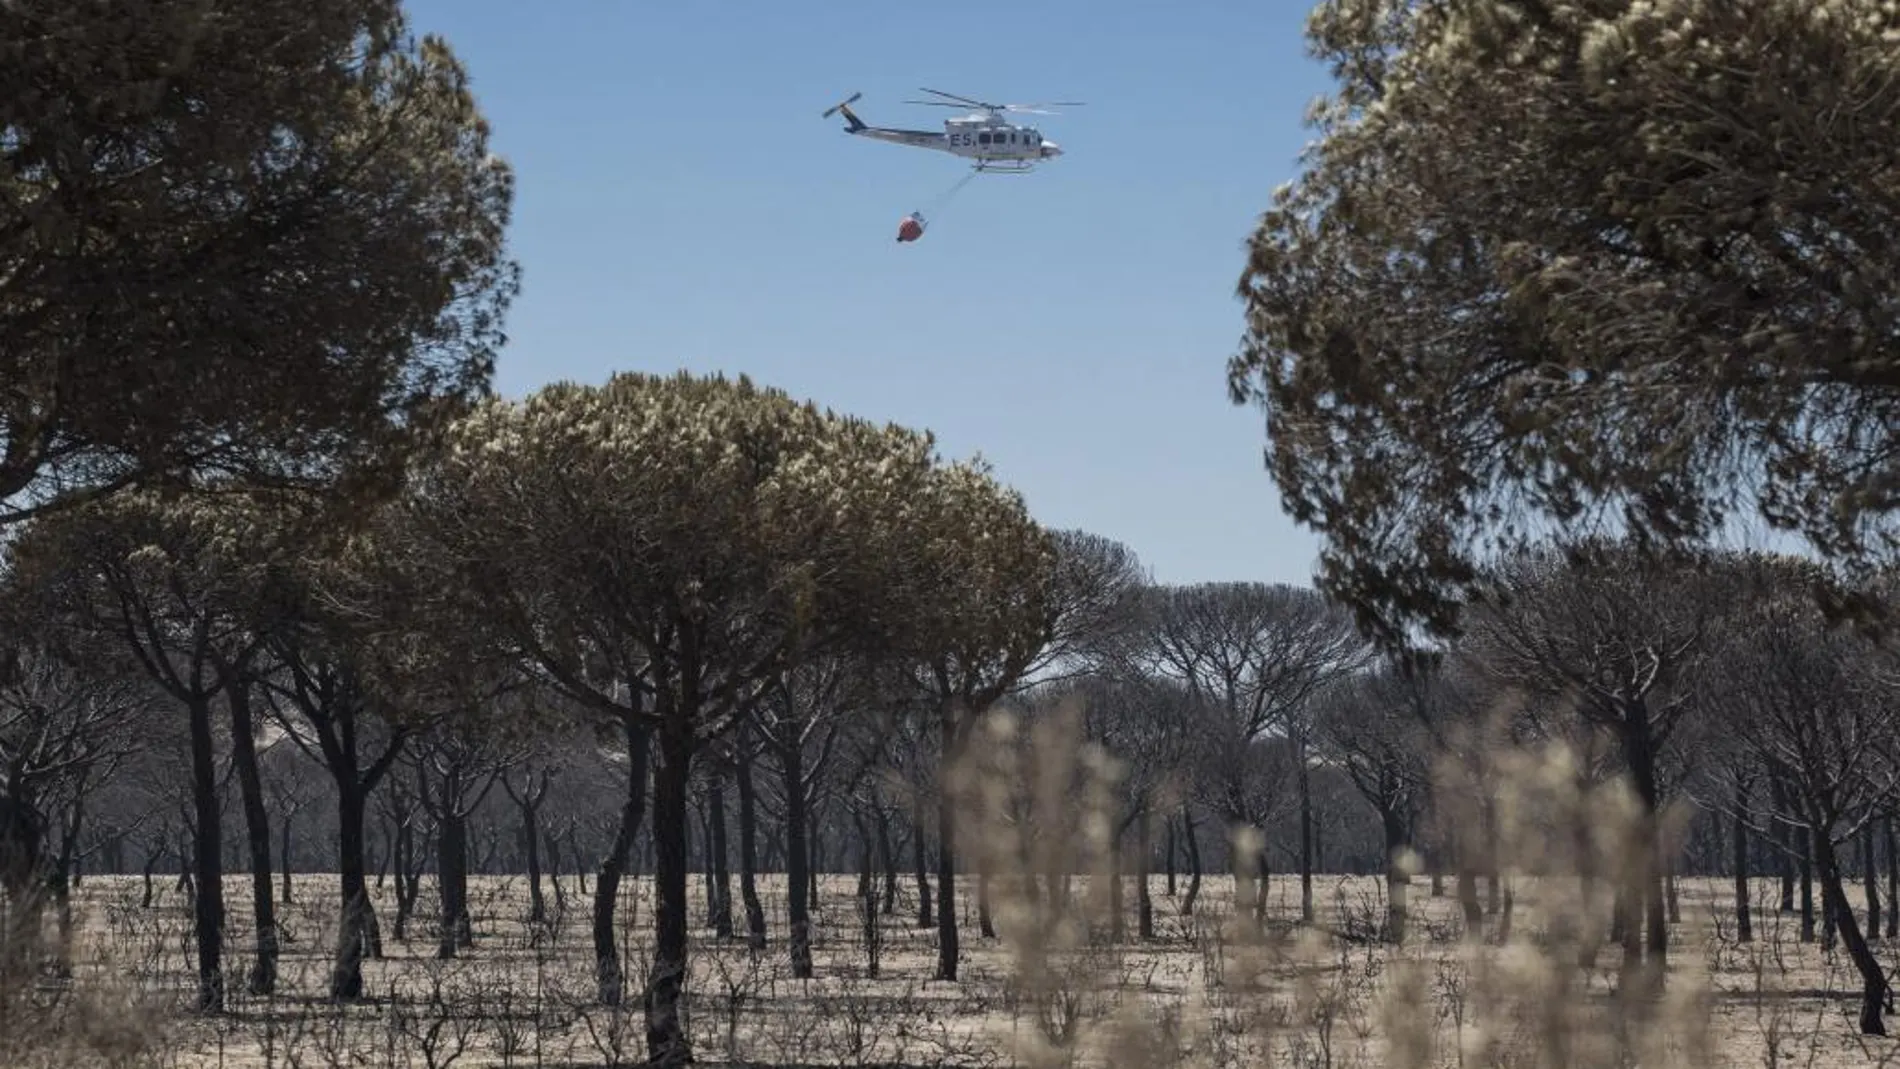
[{"x1": 828, "y1": 98, "x2": 1061, "y2": 172}]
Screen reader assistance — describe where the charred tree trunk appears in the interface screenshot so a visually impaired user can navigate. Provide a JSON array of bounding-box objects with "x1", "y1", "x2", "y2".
[
  {"x1": 435, "y1": 812, "x2": 469, "y2": 959},
  {"x1": 279, "y1": 815, "x2": 295, "y2": 905},
  {"x1": 1485, "y1": 818, "x2": 1503, "y2": 917},
  {"x1": 1136, "y1": 810, "x2": 1154, "y2": 940},
  {"x1": 733, "y1": 738, "x2": 767, "y2": 948},
  {"x1": 809, "y1": 819, "x2": 823, "y2": 912},
  {"x1": 708, "y1": 777, "x2": 733, "y2": 939},
  {"x1": 186, "y1": 694, "x2": 226, "y2": 1012},
  {"x1": 1457, "y1": 858, "x2": 1484, "y2": 939},
  {"x1": 1864, "y1": 822, "x2": 1881, "y2": 946},
  {"x1": 392, "y1": 818, "x2": 416, "y2": 941},
  {"x1": 138, "y1": 842, "x2": 158, "y2": 908},
  {"x1": 1800, "y1": 828, "x2": 1816, "y2": 943},
  {"x1": 226, "y1": 678, "x2": 279, "y2": 994},
  {"x1": 1383, "y1": 803, "x2": 1409, "y2": 943},
  {"x1": 523, "y1": 806, "x2": 545, "y2": 925},
  {"x1": 783, "y1": 742, "x2": 814, "y2": 978},
  {"x1": 696, "y1": 801, "x2": 713, "y2": 926},
  {"x1": 643, "y1": 717, "x2": 694, "y2": 1068},
  {"x1": 876, "y1": 805, "x2": 897, "y2": 916},
  {"x1": 295, "y1": 688, "x2": 399, "y2": 1001},
  {"x1": 49, "y1": 809, "x2": 80, "y2": 971},
  {"x1": 936, "y1": 768, "x2": 960, "y2": 980},
  {"x1": 1814, "y1": 830, "x2": 1888, "y2": 1035},
  {"x1": 912, "y1": 819, "x2": 933, "y2": 928},
  {"x1": 549, "y1": 842, "x2": 569, "y2": 917},
  {"x1": 503, "y1": 773, "x2": 549, "y2": 927},
  {"x1": 1164, "y1": 817, "x2": 1177, "y2": 898},
  {"x1": 1732, "y1": 776, "x2": 1752, "y2": 943},
  {"x1": 1181, "y1": 804, "x2": 1202, "y2": 917},
  {"x1": 331, "y1": 787, "x2": 377, "y2": 1000},
  {"x1": 853, "y1": 809, "x2": 881, "y2": 978},
  {"x1": 978, "y1": 867, "x2": 994, "y2": 938},
  {"x1": 1298, "y1": 735, "x2": 1315, "y2": 924},
  {"x1": 1252, "y1": 845, "x2": 1272, "y2": 926},
  {"x1": 595, "y1": 719, "x2": 651, "y2": 1006},
  {"x1": 1770, "y1": 774, "x2": 1796, "y2": 913},
  {"x1": 1887, "y1": 814, "x2": 1898, "y2": 940},
  {"x1": 1619, "y1": 700, "x2": 1667, "y2": 973}
]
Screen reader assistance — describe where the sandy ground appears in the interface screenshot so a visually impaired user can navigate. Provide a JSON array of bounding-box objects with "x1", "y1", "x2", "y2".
[{"x1": 15, "y1": 870, "x2": 1900, "y2": 1067}]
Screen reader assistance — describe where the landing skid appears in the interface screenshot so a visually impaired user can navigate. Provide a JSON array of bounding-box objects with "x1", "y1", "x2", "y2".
[{"x1": 972, "y1": 160, "x2": 1036, "y2": 174}]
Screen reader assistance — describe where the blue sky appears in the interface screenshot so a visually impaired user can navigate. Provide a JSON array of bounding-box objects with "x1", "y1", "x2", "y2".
[{"x1": 402, "y1": 0, "x2": 1336, "y2": 588}]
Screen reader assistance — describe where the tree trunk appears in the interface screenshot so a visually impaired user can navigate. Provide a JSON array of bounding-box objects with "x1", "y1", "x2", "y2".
[
  {"x1": 1619, "y1": 704, "x2": 1667, "y2": 972},
  {"x1": 643, "y1": 717, "x2": 694, "y2": 1068},
  {"x1": 1164, "y1": 817, "x2": 1177, "y2": 898},
  {"x1": 50, "y1": 816, "x2": 79, "y2": 971},
  {"x1": 876, "y1": 806, "x2": 897, "y2": 916},
  {"x1": 331, "y1": 787, "x2": 375, "y2": 1000},
  {"x1": 1887, "y1": 815, "x2": 1898, "y2": 940},
  {"x1": 435, "y1": 811, "x2": 469, "y2": 959},
  {"x1": 1770, "y1": 775, "x2": 1795, "y2": 913},
  {"x1": 392, "y1": 819, "x2": 415, "y2": 941},
  {"x1": 549, "y1": 830, "x2": 570, "y2": 916},
  {"x1": 936, "y1": 757, "x2": 960, "y2": 981},
  {"x1": 1800, "y1": 829, "x2": 1816, "y2": 943},
  {"x1": 1252, "y1": 845, "x2": 1272, "y2": 926},
  {"x1": 1823, "y1": 883, "x2": 1839, "y2": 951},
  {"x1": 1485, "y1": 815, "x2": 1503, "y2": 917},
  {"x1": 595, "y1": 719, "x2": 651, "y2": 1006},
  {"x1": 1298, "y1": 735, "x2": 1315, "y2": 924},
  {"x1": 1814, "y1": 830, "x2": 1888, "y2": 1035},
  {"x1": 708, "y1": 778, "x2": 733, "y2": 939},
  {"x1": 1136, "y1": 810, "x2": 1154, "y2": 940},
  {"x1": 374, "y1": 826, "x2": 389, "y2": 890},
  {"x1": 279, "y1": 815, "x2": 295, "y2": 905},
  {"x1": 186, "y1": 695, "x2": 226, "y2": 1012},
  {"x1": 690, "y1": 799, "x2": 712, "y2": 925},
  {"x1": 854, "y1": 809, "x2": 881, "y2": 978},
  {"x1": 140, "y1": 844, "x2": 158, "y2": 908},
  {"x1": 1383, "y1": 803, "x2": 1409, "y2": 943},
  {"x1": 1181, "y1": 804, "x2": 1202, "y2": 917},
  {"x1": 1457, "y1": 850, "x2": 1484, "y2": 939},
  {"x1": 734, "y1": 739, "x2": 767, "y2": 948},
  {"x1": 912, "y1": 820, "x2": 933, "y2": 927},
  {"x1": 1864, "y1": 822, "x2": 1881, "y2": 945},
  {"x1": 1732, "y1": 776, "x2": 1752, "y2": 942},
  {"x1": 783, "y1": 741, "x2": 815, "y2": 978},
  {"x1": 809, "y1": 819, "x2": 823, "y2": 912},
  {"x1": 521, "y1": 802, "x2": 545, "y2": 925},
  {"x1": 978, "y1": 868, "x2": 995, "y2": 938},
  {"x1": 227, "y1": 680, "x2": 279, "y2": 994}
]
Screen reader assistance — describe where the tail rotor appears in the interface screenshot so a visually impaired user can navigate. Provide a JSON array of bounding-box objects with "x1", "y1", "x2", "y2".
[{"x1": 821, "y1": 91, "x2": 862, "y2": 119}]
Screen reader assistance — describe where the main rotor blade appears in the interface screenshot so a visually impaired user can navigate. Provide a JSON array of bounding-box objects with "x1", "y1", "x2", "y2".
[
  {"x1": 903, "y1": 100, "x2": 976, "y2": 108},
  {"x1": 1008, "y1": 101, "x2": 1085, "y2": 110},
  {"x1": 918, "y1": 87, "x2": 989, "y2": 107}
]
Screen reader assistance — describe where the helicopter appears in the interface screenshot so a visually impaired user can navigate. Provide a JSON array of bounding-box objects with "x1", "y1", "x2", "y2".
[{"x1": 821, "y1": 87, "x2": 1080, "y2": 174}]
